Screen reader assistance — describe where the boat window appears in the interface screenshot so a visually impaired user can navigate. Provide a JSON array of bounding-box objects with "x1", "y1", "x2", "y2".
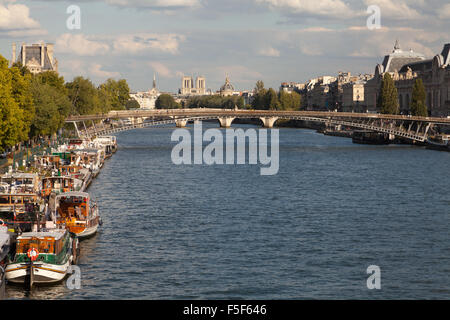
[{"x1": 0, "y1": 196, "x2": 10, "y2": 204}]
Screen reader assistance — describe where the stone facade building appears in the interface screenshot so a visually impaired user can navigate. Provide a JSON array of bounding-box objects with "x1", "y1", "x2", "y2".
[
  {"x1": 342, "y1": 81, "x2": 365, "y2": 112},
  {"x1": 12, "y1": 42, "x2": 58, "y2": 74},
  {"x1": 180, "y1": 75, "x2": 206, "y2": 96},
  {"x1": 364, "y1": 41, "x2": 450, "y2": 117},
  {"x1": 395, "y1": 44, "x2": 450, "y2": 117},
  {"x1": 364, "y1": 41, "x2": 426, "y2": 112}
]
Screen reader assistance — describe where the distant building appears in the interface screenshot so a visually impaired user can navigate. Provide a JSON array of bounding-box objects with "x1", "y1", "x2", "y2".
[
  {"x1": 12, "y1": 42, "x2": 58, "y2": 74},
  {"x1": 218, "y1": 75, "x2": 236, "y2": 96},
  {"x1": 279, "y1": 82, "x2": 305, "y2": 93},
  {"x1": 342, "y1": 81, "x2": 366, "y2": 112},
  {"x1": 130, "y1": 74, "x2": 160, "y2": 110},
  {"x1": 180, "y1": 75, "x2": 206, "y2": 96},
  {"x1": 305, "y1": 76, "x2": 337, "y2": 110},
  {"x1": 364, "y1": 40, "x2": 426, "y2": 112},
  {"x1": 394, "y1": 43, "x2": 450, "y2": 117}
]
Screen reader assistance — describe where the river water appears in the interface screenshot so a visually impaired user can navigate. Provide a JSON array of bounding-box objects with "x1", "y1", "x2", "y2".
[{"x1": 6, "y1": 123, "x2": 450, "y2": 299}]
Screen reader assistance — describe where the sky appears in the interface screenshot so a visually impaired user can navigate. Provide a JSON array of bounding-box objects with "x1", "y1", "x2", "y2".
[{"x1": 0, "y1": 0, "x2": 449, "y2": 93}]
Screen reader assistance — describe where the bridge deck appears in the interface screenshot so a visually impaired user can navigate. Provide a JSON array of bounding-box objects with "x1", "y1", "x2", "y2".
[{"x1": 65, "y1": 109, "x2": 450, "y2": 124}]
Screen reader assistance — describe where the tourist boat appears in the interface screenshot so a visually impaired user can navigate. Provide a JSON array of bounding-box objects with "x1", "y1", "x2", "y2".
[
  {"x1": 59, "y1": 165, "x2": 92, "y2": 191},
  {"x1": 0, "y1": 225, "x2": 12, "y2": 299},
  {"x1": 426, "y1": 135, "x2": 450, "y2": 151},
  {"x1": 93, "y1": 136, "x2": 117, "y2": 158},
  {"x1": 55, "y1": 192, "x2": 101, "y2": 239},
  {"x1": 41, "y1": 176, "x2": 83, "y2": 198},
  {"x1": 5, "y1": 229, "x2": 79, "y2": 286},
  {"x1": 70, "y1": 149, "x2": 105, "y2": 177},
  {"x1": 0, "y1": 193, "x2": 45, "y2": 233}
]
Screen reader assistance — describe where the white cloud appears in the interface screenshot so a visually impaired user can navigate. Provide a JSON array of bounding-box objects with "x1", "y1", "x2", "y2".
[
  {"x1": 56, "y1": 33, "x2": 110, "y2": 56},
  {"x1": 112, "y1": 33, "x2": 185, "y2": 55},
  {"x1": 257, "y1": 47, "x2": 280, "y2": 57},
  {"x1": 90, "y1": 63, "x2": 120, "y2": 78},
  {"x1": 105, "y1": 0, "x2": 200, "y2": 10},
  {"x1": 0, "y1": 3, "x2": 41, "y2": 30},
  {"x1": 363, "y1": 0, "x2": 422, "y2": 20},
  {"x1": 438, "y1": 3, "x2": 450, "y2": 19},
  {"x1": 148, "y1": 61, "x2": 172, "y2": 77},
  {"x1": 255, "y1": 0, "x2": 360, "y2": 18}
]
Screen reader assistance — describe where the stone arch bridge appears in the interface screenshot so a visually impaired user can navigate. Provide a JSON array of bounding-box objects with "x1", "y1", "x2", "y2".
[{"x1": 65, "y1": 109, "x2": 450, "y2": 143}]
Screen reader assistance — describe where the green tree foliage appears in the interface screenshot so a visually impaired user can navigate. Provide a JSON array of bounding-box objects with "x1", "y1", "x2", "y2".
[
  {"x1": 265, "y1": 88, "x2": 279, "y2": 110},
  {"x1": 98, "y1": 79, "x2": 131, "y2": 111},
  {"x1": 29, "y1": 78, "x2": 71, "y2": 137},
  {"x1": 410, "y1": 78, "x2": 428, "y2": 117},
  {"x1": 251, "y1": 80, "x2": 267, "y2": 110},
  {"x1": 66, "y1": 77, "x2": 101, "y2": 115},
  {"x1": 185, "y1": 95, "x2": 244, "y2": 109},
  {"x1": 0, "y1": 56, "x2": 24, "y2": 151},
  {"x1": 125, "y1": 98, "x2": 140, "y2": 110},
  {"x1": 278, "y1": 90, "x2": 302, "y2": 111},
  {"x1": 378, "y1": 73, "x2": 399, "y2": 114},
  {"x1": 9, "y1": 66, "x2": 34, "y2": 141},
  {"x1": 155, "y1": 94, "x2": 181, "y2": 109}
]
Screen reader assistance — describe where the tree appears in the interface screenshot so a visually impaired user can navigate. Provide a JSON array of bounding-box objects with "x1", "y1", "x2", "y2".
[
  {"x1": 252, "y1": 80, "x2": 268, "y2": 110},
  {"x1": 9, "y1": 65, "x2": 34, "y2": 141},
  {"x1": 30, "y1": 78, "x2": 71, "y2": 137},
  {"x1": 279, "y1": 90, "x2": 302, "y2": 111},
  {"x1": 265, "y1": 88, "x2": 279, "y2": 110},
  {"x1": 125, "y1": 98, "x2": 140, "y2": 110},
  {"x1": 410, "y1": 78, "x2": 428, "y2": 117},
  {"x1": 98, "y1": 79, "x2": 131, "y2": 111},
  {"x1": 378, "y1": 73, "x2": 399, "y2": 114},
  {"x1": 155, "y1": 94, "x2": 180, "y2": 109},
  {"x1": 66, "y1": 77, "x2": 101, "y2": 115},
  {"x1": 0, "y1": 56, "x2": 25, "y2": 151}
]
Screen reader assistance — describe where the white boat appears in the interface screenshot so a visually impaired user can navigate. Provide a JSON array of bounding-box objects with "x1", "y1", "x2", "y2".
[
  {"x1": 5, "y1": 229, "x2": 79, "y2": 286},
  {"x1": 0, "y1": 226, "x2": 12, "y2": 299},
  {"x1": 55, "y1": 192, "x2": 101, "y2": 239},
  {"x1": 1, "y1": 172, "x2": 41, "y2": 194}
]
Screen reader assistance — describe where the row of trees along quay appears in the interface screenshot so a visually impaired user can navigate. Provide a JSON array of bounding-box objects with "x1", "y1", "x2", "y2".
[{"x1": 0, "y1": 54, "x2": 137, "y2": 169}]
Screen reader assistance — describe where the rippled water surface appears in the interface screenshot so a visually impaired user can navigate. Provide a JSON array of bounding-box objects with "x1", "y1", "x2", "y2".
[{"x1": 6, "y1": 123, "x2": 450, "y2": 299}]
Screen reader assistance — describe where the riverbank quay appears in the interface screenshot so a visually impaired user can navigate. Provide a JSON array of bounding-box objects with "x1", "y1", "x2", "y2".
[{"x1": 0, "y1": 134, "x2": 117, "y2": 294}]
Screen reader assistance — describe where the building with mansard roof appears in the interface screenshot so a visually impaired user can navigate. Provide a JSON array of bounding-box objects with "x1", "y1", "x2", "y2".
[
  {"x1": 364, "y1": 41, "x2": 426, "y2": 112},
  {"x1": 12, "y1": 42, "x2": 58, "y2": 74}
]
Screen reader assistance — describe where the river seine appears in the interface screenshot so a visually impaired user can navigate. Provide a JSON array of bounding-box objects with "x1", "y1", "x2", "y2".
[{"x1": 6, "y1": 123, "x2": 450, "y2": 299}]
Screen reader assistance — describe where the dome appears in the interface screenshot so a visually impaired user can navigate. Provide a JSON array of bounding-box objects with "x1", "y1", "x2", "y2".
[{"x1": 220, "y1": 76, "x2": 235, "y2": 93}]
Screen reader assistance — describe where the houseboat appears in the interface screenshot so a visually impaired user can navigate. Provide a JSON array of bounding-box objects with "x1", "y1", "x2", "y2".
[
  {"x1": 41, "y1": 176, "x2": 83, "y2": 198},
  {"x1": 55, "y1": 192, "x2": 101, "y2": 239},
  {"x1": 5, "y1": 229, "x2": 79, "y2": 286},
  {"x1": 426, "y1": 135, "x2": 450, "y2": 151},
  {"x1": 1, "y1": 172, "x2": 41, "y2": 194},
  {"x1": 71, "y1": 149, "x2": 105, "y2": 177},
  {"x1": 0, "y1": 226, "x2": 12, "y2": 299}
]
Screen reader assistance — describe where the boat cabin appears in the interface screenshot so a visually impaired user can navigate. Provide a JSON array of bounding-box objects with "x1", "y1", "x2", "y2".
[
  {"x1": 0, "y1": 172, "x2": 41, "y2": 194},
  {"x1": 13, "y1": 230, "x2": 70, "y2": 264},
  {"x1": 41, "y1": 176, "x2": 82, "y2": 197},
  {"x1": 0, "y1": 193, "x2": 40, "y2": 213},
  {"x1": 55, "y1": 192, "x2": 96, "y2": 234},
  {"x1": 35, "y1": 155, "x2": 61, "y2": 170}
]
